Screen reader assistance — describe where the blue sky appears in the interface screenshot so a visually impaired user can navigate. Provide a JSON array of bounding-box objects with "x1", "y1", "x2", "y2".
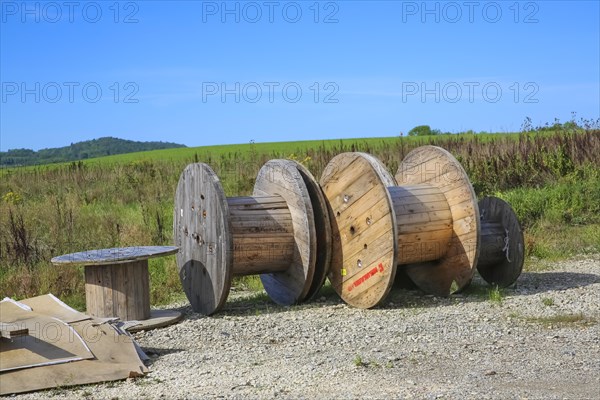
[{"x1": 1, "y1": 0, "x2": 599, "y2": 151}]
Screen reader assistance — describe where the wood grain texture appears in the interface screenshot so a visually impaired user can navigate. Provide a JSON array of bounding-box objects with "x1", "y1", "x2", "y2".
[
  {"x1": 389, "y1": 185, "x2": 453, "y2": 264},
  {"x1": 321, "y1": 152, "x2": 397, "y2": 309},
  {"x1": 229, "y1": 196, "x2": 295, "y2": 275},
  {"x1": 126, "y1": 309, "x2": 184, "y2": 332},
  {"x1": 84, "y1": 260, "x2": 150, "y2": 320},
  {"x1": 51, "y1": 246, "x2": 178, "y2": 266},
  {"x1": 253, "y1": 160, "x2": 317, "y2": 306},
  {"x1": 395, "y1": 146, "x2": 480, "y2": 296},
  {"x1": 174, "y1": 163, "x2": 233, "y2": 315},
  {"x1": 295, "y1": 162, "x2": 332, "y2": 302},
  {"x1": 477, "y1": 196, "x2": 524, "y2": 287}
]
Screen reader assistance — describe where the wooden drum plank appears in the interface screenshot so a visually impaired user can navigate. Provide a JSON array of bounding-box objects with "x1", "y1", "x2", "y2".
[
  {"x1": 321, "y1": 152, "x2": 397, "y2": 309},
  {"x1": 396, "y1": 146, "x2": 480, "y2": 296},
  {"x1": 229, "y1": 196, "x2": 295, "y2": 275},
  {"x1": 174, "y1": 163, "x2": 233, "y2": 315}
]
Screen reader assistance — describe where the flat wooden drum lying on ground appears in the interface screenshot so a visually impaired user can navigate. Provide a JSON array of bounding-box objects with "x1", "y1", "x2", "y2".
[
  {"x1": 51, "y1": 246, "x2": 182, "y2": 331},
  {"x1": 174, "y1": 160, "x2": 331, "y2": 315},
  {"x1": 477, "y1": 196, "x2": 524, "y2": 287},
  {"x1": 320, "y1": 146, "x2": 480, "y2": 308}
]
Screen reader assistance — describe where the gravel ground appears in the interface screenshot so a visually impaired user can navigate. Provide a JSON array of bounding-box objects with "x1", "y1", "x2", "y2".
[{"x1": 14, "y1": 255, "x2": 600, "y2": 399}]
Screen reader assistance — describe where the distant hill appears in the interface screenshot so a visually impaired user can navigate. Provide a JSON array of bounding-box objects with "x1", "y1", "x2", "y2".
[{"x1": 0, "y1": 137, "x2": 186, "y2": 167}]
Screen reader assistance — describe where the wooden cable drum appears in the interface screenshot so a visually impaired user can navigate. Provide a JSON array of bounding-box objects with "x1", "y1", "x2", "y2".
[
  {"x1": 320, "y1": 152, "x2": 398, "y2": 309},
  {"x1": 477, "y1": 196, "x2": 524, "y2": 287},
  {"x1": 394, "y1": 146, "x2": 480, "y2": 297},
  {"x1": 320, "y1": 146, "x2": 480, "y2": 308},
  {"x1": 174, "y1": 160, "x2": 331, "y2": 315}
]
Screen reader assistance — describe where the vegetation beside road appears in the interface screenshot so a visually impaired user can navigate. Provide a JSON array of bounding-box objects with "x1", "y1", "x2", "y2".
[{"x1": 1, "y1": 125, "x2": 598, "y2": 309}]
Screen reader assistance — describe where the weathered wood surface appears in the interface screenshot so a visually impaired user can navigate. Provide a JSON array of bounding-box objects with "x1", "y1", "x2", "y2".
[
  {"x1": 295, "y1": 162, "x2": 332, "y2": 301},
  {"x1": 395, "y1": 146, "x2": 480, "y2": 296},
  {"x1": 477, "y1": 196, "x2": 524, "y2": 287},
  {"x1": 51, "y1": 246, "x2": 178, "y2": 266},
  {"x1": 174, "y1": 163, "x2": 234, "y2": 315},
  {"x1": 321, "y1": 152, "x2": 397, "y2": 309},
  {"x1": 229, "y1": 195, "x2": 295, "y2": 275},
  {"x1": 390, "y1": 184, "x2": 453, "y2": 264},
  {"x1": 254, "y1": 160, "x2": 317, "y2": 306},
  {"x1": 126, "y1": 309, "x2": 184, "y2": 332},
  {"x1": 174, "y1": 160, "x2": 327, "y2": 314},
  {"x1": 84, "y1": 260, "x2": 150, "y2": 320}
]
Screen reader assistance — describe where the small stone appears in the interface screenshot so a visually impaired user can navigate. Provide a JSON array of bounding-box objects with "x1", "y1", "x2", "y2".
[{"x1": 484, "y1": 370, "x2": 497, "y2": 376}]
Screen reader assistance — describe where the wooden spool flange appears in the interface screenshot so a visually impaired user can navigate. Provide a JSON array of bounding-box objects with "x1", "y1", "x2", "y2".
[
  {"x1": 477, "y1": 196, "x2": 524, "y2": 287},
  {"x1": 320, "y1": 147, "x2": 480, "y2": 308},
  {"x1": 320, "y1": 152, "x2": 398, "y2": 309},
  {"x1": 174, "y1": 160, "x2": 331, "y2": 315},
  {"x1": 395, "y1": 146, "x2": 480, "y2": 297}
]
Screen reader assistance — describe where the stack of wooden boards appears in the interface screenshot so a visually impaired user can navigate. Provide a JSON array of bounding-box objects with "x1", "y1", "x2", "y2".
[{"x1": 0, "y1": 294, "x2": 148, "y2": 395}]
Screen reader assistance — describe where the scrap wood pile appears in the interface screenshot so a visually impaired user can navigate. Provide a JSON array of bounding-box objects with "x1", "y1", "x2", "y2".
[{"x1": 0, "y1": 294, "x2": 148, "y2": 395}]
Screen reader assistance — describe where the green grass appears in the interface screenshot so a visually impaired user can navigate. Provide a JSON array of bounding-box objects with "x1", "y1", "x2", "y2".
[
  {"x1": 523, "y1": 313, "x2": 597, "y2": 328},
  {"x1": 488, "y1": 286, "x2": 504, "y2": 304},
  {"x1": 2, "y1": 133, "x2": 525, "y2": 171},
  {"x1": 1, "y1": 128, "x2": 599, "y2": 309},
  {"x1": 541, "y1": 297, "x2": 555, "y2": 306},
  {"x1": 353, "y1": 355, "x2": 368, "y2": 367}
]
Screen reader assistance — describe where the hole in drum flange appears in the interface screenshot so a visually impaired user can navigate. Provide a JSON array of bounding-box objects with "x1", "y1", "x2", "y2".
[
  {"x1": 357, "y1": 259, "x2": 363, "y2": 268},
  {"x1": 350, "y1": 226, "x2": 356, "y2": 235},
  {"x1": 336, "y1": 211, "x2": 341, "y2": 217},
  {"x1": 364, "y1": 244, "x2": 368, "y2": 250},
  {"x1": 201, "y1": 194, "x2": 205, "y2": 200}
]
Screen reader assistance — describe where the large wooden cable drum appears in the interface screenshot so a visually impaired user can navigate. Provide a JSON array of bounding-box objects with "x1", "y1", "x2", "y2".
[
  {"x1": 174, "y1": 160, "x2": 331, "y2": 315},
  {"x1": 320, "y1": 146, "x2": 480, "y2": 308}
]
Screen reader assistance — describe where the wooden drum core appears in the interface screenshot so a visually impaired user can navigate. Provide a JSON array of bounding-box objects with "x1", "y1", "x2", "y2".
[
  {"x1": 390, "y1": 185, "x2": 453, "y2": 264},
  {"x1": 229, "y1": 196, "x2": 295, "y2": 275}
]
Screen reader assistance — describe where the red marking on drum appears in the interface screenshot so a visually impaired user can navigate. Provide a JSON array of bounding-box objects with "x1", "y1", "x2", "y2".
[{"x1": 348, "y1": 263, "x2": 384, "y2": 292}]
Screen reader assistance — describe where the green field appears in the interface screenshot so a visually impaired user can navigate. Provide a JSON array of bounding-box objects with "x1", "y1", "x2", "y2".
[
  {"x1": 5, "y1": 132, "x2": 527, "y2": 171},
  {"x1": 1, "y1": 128, "x2": 599, "y2": 309}
]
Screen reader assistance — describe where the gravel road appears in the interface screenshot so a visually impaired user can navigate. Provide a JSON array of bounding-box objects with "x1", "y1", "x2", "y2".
[{"x1": 14, "y1": 255, "x2": 600, "y2": 399}]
